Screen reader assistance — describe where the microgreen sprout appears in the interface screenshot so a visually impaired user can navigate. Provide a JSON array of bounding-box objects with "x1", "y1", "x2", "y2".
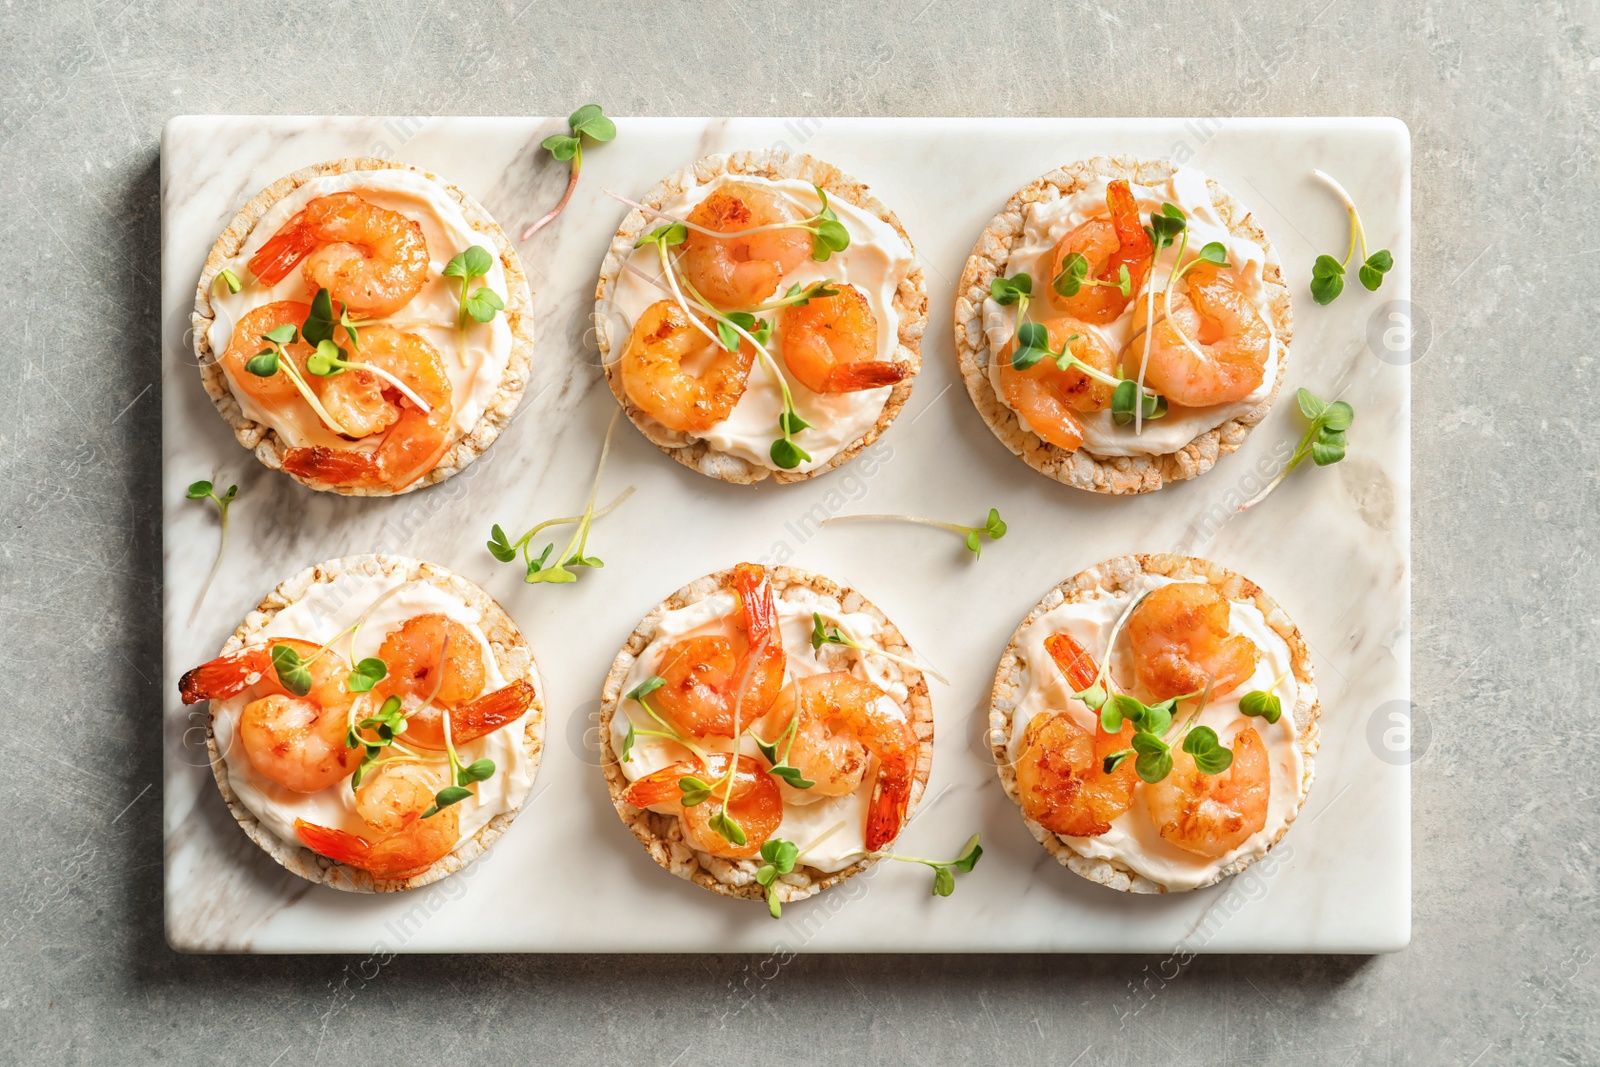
[
  {"x1": 823, "y1": 507, "x2": 1006, "y2": 560},
  {"x1": 346, "y1": 657, "x2": 387, "y2": 693},
  {"x1": 213, "y1": 268, "x2": 241, "y2": 295},
  {"x1": 300, "y1": 286, "x2": 365, "y2": 352},
  {"x1": 269, "y1": 643, "x2": 313, "y2": 697},
  {"x1": 755, "y1": 838, "x2": 800, "y2": 918},
  {"x1": 1053, "y1": 253, "x2": 1130, "y2": 299},
  {"x1": 347, "y1": 694, "x2": 406, "y2": 789},
  {"x1": 1309, "y1": 170, "x2": 1393, "y2": 305},
  {"x1": 487, "y1": 410, "x2": 634, "y2": 584},
  {"x1": 886, "y1": 833, "x2": 983, "y2": 897},
  {"x1": 185, "y1": 478, "x2": 238, "y2": 623},
  {"x1": 749, "y1": 697, "x2": 816, "y2": 789},
  {"x1": 809, "y1": 611, "x2": 950, "y2": 685},
  {"x1": 1239, "y1": 670, "x2": 1290, "y2": 724},
  {"x1": 806, "y1": 186, "x2": 851, "y2": 262},
  {"x1": 1124, "y1": 203, "x2": 1194, "y2": 434},
  {"x1": 619, "y1": 675, "x2": 705, "y2": 763},
  {"x1": 443, "y1": 246, "x2": 504, "y2": 330},
  {"x1": 523, "y1": 104, "x2": 617, "y2": 239},
  {"x1": 242, "y1": 322, "x2": 351, "y2": 435},
  {"x1": 1238, "y1": 387, "x2": 1354, "y2": 511}
]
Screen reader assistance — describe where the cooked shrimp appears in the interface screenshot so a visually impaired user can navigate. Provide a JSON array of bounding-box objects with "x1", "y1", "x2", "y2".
[
  {"x1": 280, "y1": 326, "x2": 454, "y2": 491},
  {"x1": 1127, "y1": 583, "x2": 1260, "y2": 701},
  {"x1": 654, "y1": 563, "x2": 786, "y2": 738},
  {"x1": 755, "y1": 671, "x2": 917, "y2": 852},
  {"x1": 179, "y1": 638, "x2": 360, "y2": 793},
  {"x1": 1013, "y1": 633, "x2": 1136, "y2": 837},
  {"x1": 294, "y1": 762, "x2": 461, "y2": 879},
  {"x1": 221, "y1": 301, "x2": 317, "y2": 424},
  {"x1": 370, "y1": 613, "x2": 533, "y2": 750},
  {"x1": 248, "y1": 192, "x2": 429, "y2": 318},
  {"x1": 678, "y1": 182, "x2": 813, "y2": 309},
  {"x1": 618, "y1": 299, "x2": 755, "y2": 433},
  {"x1": 1145, "y1": 724, "x2": 1269, "y2": 857},
  {"x1": 1126, "y1": 263, "x2": 1270, "y2": 407},
  {"x1": 621, "y1": 753, "x2": 782, "y2": 859},
  {"x1": 997, "y1": 317, "x2": 1117, "y2": 452},
  {"x1": 1041, "y1": 178, "x2": 1154, "y2": 323},
  {"x1": 780, "y1": 285, "x2": 907, "y2": 394}
]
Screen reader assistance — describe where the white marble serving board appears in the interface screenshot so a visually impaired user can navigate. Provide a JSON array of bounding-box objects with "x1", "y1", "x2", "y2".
[{"x1": 161, "y1": 116, "x2": 1410, "y2": 953}]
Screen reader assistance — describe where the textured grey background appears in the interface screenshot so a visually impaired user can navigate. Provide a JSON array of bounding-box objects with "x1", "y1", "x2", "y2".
[{"x1": 0, "y1": 0, "x2": 1591, "y2": 1064}]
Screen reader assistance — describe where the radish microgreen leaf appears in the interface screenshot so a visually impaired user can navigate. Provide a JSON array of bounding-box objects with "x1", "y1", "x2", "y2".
[
  {"x1": 1239, "y1": 387, "x2": 1355, "y2": 510},
  {"x1": 524, "y1": 104, "x2": 616, "y2": 239}
]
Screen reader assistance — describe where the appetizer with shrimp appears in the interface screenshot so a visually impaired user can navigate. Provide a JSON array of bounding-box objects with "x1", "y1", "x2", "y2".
[
  {"x1": 600, "y1": 564, "x2": 934, "y2": 913},
  {"x1": 989, "y1": 554, "x2": 1319, "y2": 893},
  {"x1": 595, "y1": 150, "x2": 928, "y2": 484},
  {"x1": 955, "y1": 158, "x2": 1293, "y2": 494},
  {"x1": 193, "y1": 158, "x2": 535, "y2": 496},
  {"x1": 178, "y1": 555, "x2": 545, "y2": 892}
]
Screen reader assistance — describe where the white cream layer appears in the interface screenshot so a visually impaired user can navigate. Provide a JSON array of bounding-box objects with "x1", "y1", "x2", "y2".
[
  {"x1": 982, "y1": 167, "x2": 1278, "y2": 457},
  {"x1": 608, "y1": 175, "x2": 914, "y2": 473},
  {"x1": 211, "y1": 570, "x2": 537, "y2": 854},
  {"x1": 1005, "y1": 576, "x2": 1303, "y2": 891},
  {"x1": 206, "y1": 169, "x2": 515, "y2": 451},
  {"x1": 611, "y1": 584, "x2": 913, "y2": 872}
]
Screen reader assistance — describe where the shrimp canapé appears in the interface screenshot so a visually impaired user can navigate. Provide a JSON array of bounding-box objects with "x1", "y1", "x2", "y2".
[
  {"x1": 621, "y1": 753, "x2": 783, "y2": 859},
  {"x1": 678, "y1": 182, "x2": 812, "y2": 309},
  {"x1": 280, "y1": 325, "x2": 455, "y2": 491},
  {"x1": 780, "y1": 286, "x2": 908, "y2": 394},
  {"x1": 618, "y1": 299, "x2": 756, "y2": 433},
  {"x1": 1125, "y1": 263, "x2": 1271, "y2": 408},
  {"x1": 1013, "y1": 633, "x2": 1137, "y2": 837},
  {"x1": 652, "y1": 563, "x2": 786, "y2": 737},
  {"x1": 1127, "y1": 583, "x2": 1260, "y2": 700},
  {"x1": 1144, "y1": 725, "x2": 1270, "y2": 857},
  {"x1": 754, "y1": 671, "x2": 918, "y2": 852},
  {"x1": 997, "y1": 317, "x2": 1117, "y2": 452},
  {"x1": 180, "y1": 599, "x2": 536, "y2": 880},
  {"x1": 248, "y1": 192, "x2": 429, "y2": 318},
  {"x1": 1040, "y1": 179, "x2": 1154, "y2": 323}
]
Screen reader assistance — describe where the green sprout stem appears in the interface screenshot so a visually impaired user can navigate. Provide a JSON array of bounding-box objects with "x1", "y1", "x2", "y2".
[
  {"x1": 185, "y1": 481, "x2": 237, "y2": 624},
  {"x1": 1238, "y1": 388, "x2": 1353, "y2": 511},
  {"x1": 1314, "y1": 169, "x2": 1372, "y2": 268},
  {"x1": 822, "y1": 512, "x2": 1004, "y2": 563},
  {"x1": 523, "y1": 153, "x2": 583, "y2": 240},
  {"x1": 502, "y1": 488, "x2": 635, "y2": 567},
  {"x1": 524, "y1": 105, "x2": 616, "y2": 239},
  {"x1": 552, "y1": 408, "x2": 622, "y2": 570}
]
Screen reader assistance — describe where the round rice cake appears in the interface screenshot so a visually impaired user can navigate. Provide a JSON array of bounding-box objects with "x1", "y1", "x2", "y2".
[
  {"x1": 598, "y1": 564, "x2": 934, "y2": 908},
  {"x1": 989, "y1": 553, "x2": 1320, "y2": 893},
  {"x1": 954, "y1": 157, "x2": 1293, "y2": 495},
  {"x1": 595, "y1": 150, "x2": 927, "y2": 485},
  {"x1": 191, "y1": 157, "x2": 536, "y2": 497},
  {"x1": 199, "y1": 553, "x2": 545, "y2": 893}
]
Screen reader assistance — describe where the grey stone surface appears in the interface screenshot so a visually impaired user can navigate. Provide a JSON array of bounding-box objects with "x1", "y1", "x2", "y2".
[{"x1": 0, "y1": 0, "x2": 1592, "y2": 1063}]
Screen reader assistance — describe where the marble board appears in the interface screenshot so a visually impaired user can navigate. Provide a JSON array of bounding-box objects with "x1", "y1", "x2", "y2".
[{"x1": 162, "y1": 116, "x2": 1410, "y2": 953}]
